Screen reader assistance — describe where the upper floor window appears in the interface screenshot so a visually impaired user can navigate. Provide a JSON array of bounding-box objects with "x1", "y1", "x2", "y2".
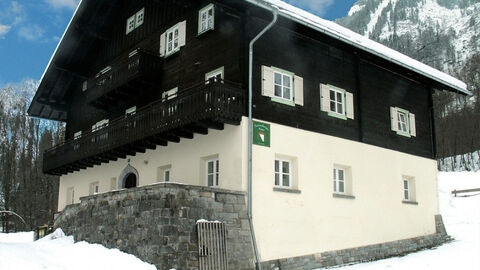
[
  {"x1": 89, "y1": 181, "x2": 99, "y2": 195},
  {"x1": 390, "y1": 107, "x2": 416, "y2": 137},
  {"x1": 198, "y1": 4, "x2": 215, "y2": 35},
  {"x1": 320, "y1": 84, "x2": 354, "y2": 120},
  {"x1": 205, "y1": 66, "x2": 224, "y2": 83},
  {"x1": 160, "y1": 21, "x2": 187, "y2": 57},
  {"x1": 126, "y1": 8, "x2": 145, "y2": 35},
  {"x1": 261, "y1": 65, "x2": 304, "y2": 107}
]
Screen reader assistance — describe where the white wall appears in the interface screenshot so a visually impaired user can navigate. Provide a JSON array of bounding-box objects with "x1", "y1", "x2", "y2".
[
  {"x1": 57, "y1": 117, "x2": 439, "y2": 262},
  {"x1": 251, "y1": 120, "x2": 439, "y2": 260},
  {"x1": 58, "y1": 122, "x2": 247, "y2": 211}
]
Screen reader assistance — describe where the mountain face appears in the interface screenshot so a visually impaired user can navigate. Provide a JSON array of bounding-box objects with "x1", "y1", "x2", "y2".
[{"x1": 337, "y1": 0, "x2": 480, "y2": 75}]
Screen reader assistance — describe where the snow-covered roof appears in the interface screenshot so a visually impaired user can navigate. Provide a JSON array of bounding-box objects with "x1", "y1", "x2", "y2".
[{"x1": 245, "y1": 0, "x2": 470, "y2": 95}]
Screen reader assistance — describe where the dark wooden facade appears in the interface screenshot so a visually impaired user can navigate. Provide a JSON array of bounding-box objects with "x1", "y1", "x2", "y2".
[{"x1": 29, "y1": 0, "x2": 455, "y2": 175}]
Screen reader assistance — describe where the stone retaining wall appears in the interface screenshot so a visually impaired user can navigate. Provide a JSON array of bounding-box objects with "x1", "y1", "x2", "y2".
[
  {"x1": 260, "y1": 214, "x2": 450, "y2": 270},
  {"x1": 54, "y1": 183, "x2": 255, "y2": 270}
]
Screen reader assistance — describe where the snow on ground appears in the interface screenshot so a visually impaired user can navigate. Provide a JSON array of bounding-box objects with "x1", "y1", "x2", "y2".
[
  {"x1": 333, "y1": 171, "x2": 480, "y2": 270},
  {"x1": 0, "y1": 228, "x2": 156, "y2": 270}
]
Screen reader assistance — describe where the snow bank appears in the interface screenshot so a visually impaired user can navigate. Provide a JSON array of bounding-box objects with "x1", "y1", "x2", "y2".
[{"x1": 0, "y1": 228, "x2": 156, "y2": 270}]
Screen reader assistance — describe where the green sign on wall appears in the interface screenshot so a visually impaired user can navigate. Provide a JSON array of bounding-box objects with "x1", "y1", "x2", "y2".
[{"x1": 253, "y1": 121, "x2": 270, "y2": 147}]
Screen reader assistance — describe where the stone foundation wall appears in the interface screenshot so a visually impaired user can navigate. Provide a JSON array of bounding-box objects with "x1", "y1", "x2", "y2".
[
  {"x1": 260, "y1": 214, "x2": 450, "y2": 270},
  {"x1": 54, "y1": 183, "x2": 255, "y2": 270}
]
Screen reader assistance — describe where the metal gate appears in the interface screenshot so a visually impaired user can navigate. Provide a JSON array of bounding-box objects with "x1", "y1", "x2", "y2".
[{"x1": 197, "y1": 221, "x2": 228, "y2": 270}]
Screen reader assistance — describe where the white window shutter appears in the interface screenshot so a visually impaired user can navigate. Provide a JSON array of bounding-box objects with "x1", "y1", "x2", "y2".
[
  {"x1": 409, "y1": 113, "x2": 416, "y2": 137},
  {"x1": 135, "y1": 8, "x2": 145, "y2": 27},
  {"x1": 390, "y1": 107, "x2": 398, "y2": 132},
  {"x1": 320, "y1": 84, "x2": 330, "y2": 112},
  {"x1": 178, "y1": 21, "x2": 187, "y2": 47},
  {"x1": 262, "y1": 66, "x2": 274, "y2": 97},
  {"x1": 346, "y1": 92, "x2": 354, "y2": 119},
  {"x1": 159, "y1": 32, "x2": 166, "y2": 57},
  {"x1": 294, "y1": 75, "x2": 304, "y2": 106},
  {"x1": 126, "y1": 15, "x2": 135, "y2": 34}
]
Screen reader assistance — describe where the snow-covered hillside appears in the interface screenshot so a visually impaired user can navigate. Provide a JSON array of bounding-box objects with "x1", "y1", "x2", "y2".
[{"x1": 338, "y1": 0, "x2": 480, "y2": 73}]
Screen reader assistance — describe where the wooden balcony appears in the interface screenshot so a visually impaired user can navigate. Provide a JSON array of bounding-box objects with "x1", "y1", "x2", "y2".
[
  {"x1": 85, "y1": 49, "x2": 162, "y2": 109},
  {"x1": 44, "y1": 80, "x2": 245, "y2": 175}
]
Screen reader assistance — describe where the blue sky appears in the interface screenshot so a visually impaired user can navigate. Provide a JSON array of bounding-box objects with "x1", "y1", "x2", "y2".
[{"x1": 0, "y1": 0, "x2": 356, "y2": 87}]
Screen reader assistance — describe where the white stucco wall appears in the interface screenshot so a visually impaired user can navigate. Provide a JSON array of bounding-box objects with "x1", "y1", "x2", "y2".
[
  {"x1": 251, "y1": 119, "x2": 439, "y2": 261},
  {"x1": 57, "y1": 116, "x2": 439, "y2": 262},
  {"x1": 58, "y1": 122, "x2": 247, "y2": 211}
]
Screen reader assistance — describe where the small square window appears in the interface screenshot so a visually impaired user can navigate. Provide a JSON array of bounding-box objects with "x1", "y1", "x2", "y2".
[
  {"x1": 275, "y1": 159, "x2": 291, "y2": 188},
  {"x1": 135, "y1": 8, "x2": 145, "y2": 27},
  {"x1": 126, "y1": 15, "x2": 136, "y2": 34},
  {"x1": 198, "y1": 4, "x2": 215, "y2": 34}
]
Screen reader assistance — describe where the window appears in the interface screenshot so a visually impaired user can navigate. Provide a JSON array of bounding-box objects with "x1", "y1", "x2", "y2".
[
  {"x1": 261, "y1": 66, "x2": 304, "y2": 106},
  {"x1": 275, "y1": 159, "x2": 291, "y2": 188},
  {"x1": 126, "y1": 8, "x2": 144, "y2": 34},
  {"x1": 125, "y1": 106, "x2": 136, "y2": 116},
  {"x1": 164, "y1": 169, "x2": 171, "y2": 182},
  {"x1": 160, "y1": 21, "x2": 186, "y2": 57},
  {"x1": 206, "y1": 159, "x2": 219, "y2": 187},
  {"x1": 333, "y1": 167, "x2": 345, "y2": 194},
  {"x1": 157, "y1": 165, "x2": 172, "y2": 182},
  {"x1": 403, "y1": 178, "x2": 410, "y2": 201},
  {"x1": 390, "y1": 107, "x2": 416, "y2": 137},
  {"x1": 166, "y1": 26, "x2": 179, "y2": 55},
  {"x1": 198, "y1": 4, "x2": 215, "y2": 34},
  {"x1": 320, "y1": 84, "x2": 354, "y2": 120},
  {"x1": 402, "y1": 176, "x2": 417, "y2": 204},
  {"x1": 205, "y1": 66, "x2": 224, "y2": 83},
  {"x1": 74, "y1": 131, "x2": 82, "y2": 140},
  {"x1": 89, "y1": 182, "x2": 99, "y2": 195},
  {"x1": 162, "y1": 87, "x2": 178, "y2": 101},
  {"x1": 332, "y1": 165, "x2": 354, "y2": 199},
  {"x1": 66, "y1": 187, "x2": 75, "y2": 205}
]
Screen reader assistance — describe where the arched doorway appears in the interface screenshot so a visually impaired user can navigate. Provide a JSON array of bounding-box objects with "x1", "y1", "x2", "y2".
[
  {"x1": 124, "y1": 173, "x2": 137, "y2": 189},
  {"x1": 119, "y1": 164, "x2": 139, "y2": 189}
]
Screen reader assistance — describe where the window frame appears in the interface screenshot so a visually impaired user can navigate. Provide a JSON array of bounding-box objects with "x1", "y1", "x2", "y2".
[
  {"x1": 396, "y1": 108, "x2": 410, "y2": 137},
  {"x1": 165, "y1": 25, "x2": 180, "y2": 56},
  {"x1": 272, "y1": 69, "x2": 294, "y2": 103},
  {"x1": 275, "y1": 159, "x2": 291, "y2": 188},
  {"x1": 205, "y1": 66, "x2": 224, "y2": 83},
  {"x1": 164, "y1": 169, "x2": 171, "y2": 182},
  {"x1": 206, "y1": 158, "x2": 219, "y2": 187},
  {"x1": 198, "y1": 4, "x2": 215, "y2": 35},
  {"x1": 328, "y1": 85, "x2": 347, "y2": 120},
  {"x1": 403, "y1": 178, "x2": 410, "y2": 201},
  {"x1": 333, "y1": 167, "x2": 346, "y2": 194}
]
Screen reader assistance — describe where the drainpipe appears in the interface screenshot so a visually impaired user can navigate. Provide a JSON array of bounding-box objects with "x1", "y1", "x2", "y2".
[{"x1": 248, "y1": 4, "x2": 278, "y2": 270}]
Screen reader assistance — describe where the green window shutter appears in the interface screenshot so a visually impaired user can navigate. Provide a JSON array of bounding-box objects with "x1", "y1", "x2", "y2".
[
  {"x1": 294, "y1": 75, "x2": 304, "y2": 106},
  {"x1": 390, "y1": 107, "x2": 398, "y2": 132},
  {"x1": 409, "y1": 113, "x2": 416, "y2": 137},
  {"x1": 159, "y1": 32, "x2": 166, "y2": 57},
  {"x1": 346, "y1": 91, "x2": 354, "y2": 119},
  {"x1": 178, "y1": 21, "x2": 187, "y2": 47},
  {"x1": 262, "y1": 66, "x2": 274, "y2": 97},
  {"x1": 320, "y1": 84, "x2": 330, "y2": 112}
]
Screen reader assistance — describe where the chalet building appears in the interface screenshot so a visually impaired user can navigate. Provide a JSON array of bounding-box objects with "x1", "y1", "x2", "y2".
[{"x1": 29, "y1": 0, "x2": 468, "y2": 269}]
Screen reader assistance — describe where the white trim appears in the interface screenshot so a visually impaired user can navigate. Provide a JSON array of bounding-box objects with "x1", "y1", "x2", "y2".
[
  {"x1": 333, "y1": 167, "x2": 346, "y2": 194},
  {"x1": 163, "y1": 169, "x2": 171, "y2": 182},
  {"x1": 135, "y1": 8, "x2": 145, "y2": 27},
  {"x1": 205, "y1": 66, "x2": 224, "y2": 82},
  {"x1": 74, "y1": 131, "x2": 82, "y2": 140},
  {"x1": 162, "y1": 87, "x2": 178, "y2": 101},
  {"x1": 262, "y1": 65, "x2": 274, "y2": 97},
  {"x1": 293, "y1": 75, "x2": 304, "y2": 106},
  {"x1": 273, "y1": 69, "x2": 294, "y2": 102},
  {"x1": 165, "y1": 24, "x2": 180, "y2": 56},
  {"x1": 403, "y1": 178, "x2": 410, "y2": 201},
  {"x1": 126, "y1": 15, "x2": 136, "y2": 34},
  {"x1": 125, "y1": 106, "x2": 137, "y2": 116}
]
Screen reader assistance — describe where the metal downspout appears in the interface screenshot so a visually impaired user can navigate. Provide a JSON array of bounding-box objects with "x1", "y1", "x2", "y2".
[{"x1": 248, "y1": 5, "x2": 278, "y2": 270}]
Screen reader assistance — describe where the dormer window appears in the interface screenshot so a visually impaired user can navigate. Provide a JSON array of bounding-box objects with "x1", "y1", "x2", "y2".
[
  {"x1": 126, "y1": 8, "x2": 145, "y2": 35},
  {"x1": 198, "y1": 4, "x2": 214, "y2": 35}
]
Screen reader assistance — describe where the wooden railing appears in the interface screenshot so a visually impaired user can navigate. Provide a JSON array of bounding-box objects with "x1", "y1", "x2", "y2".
[
  {"x1": 44, "y1": 80, "x2": 244, "y2": 173},
  {"x1": 85, "y1": 49, "x2": 162, "y2": 103}
]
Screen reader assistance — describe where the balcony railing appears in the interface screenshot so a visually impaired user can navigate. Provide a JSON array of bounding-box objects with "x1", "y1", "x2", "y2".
[
  {"x1": 44, "y1": 80, "x2": 244, "y2": 175},
  {"x1": 85, "y1": 49, "x2": 162, "y2": 106}
]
